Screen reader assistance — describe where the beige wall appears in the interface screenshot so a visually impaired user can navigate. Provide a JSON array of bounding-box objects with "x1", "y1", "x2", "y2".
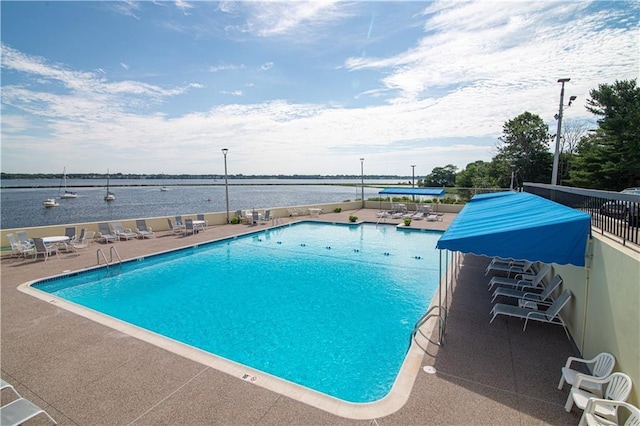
[{"x1": 555, "y1": 234, "x2": 640, "y2": 406}]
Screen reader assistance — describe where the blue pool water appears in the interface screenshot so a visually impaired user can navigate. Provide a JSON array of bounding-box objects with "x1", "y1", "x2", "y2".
[{"x1": 35, "y1": 222, "x2": 444, "y2": 403}]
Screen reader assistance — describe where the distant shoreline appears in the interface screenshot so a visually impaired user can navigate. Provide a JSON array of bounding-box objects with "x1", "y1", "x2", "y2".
[{"x1": 1, "y1": 182, "x2": 381, "y2": 189}]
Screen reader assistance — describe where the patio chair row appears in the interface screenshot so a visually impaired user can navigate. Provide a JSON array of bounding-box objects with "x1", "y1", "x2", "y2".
[{"x1": 6, "y1": 228, "x2": 96, "y2": 261}]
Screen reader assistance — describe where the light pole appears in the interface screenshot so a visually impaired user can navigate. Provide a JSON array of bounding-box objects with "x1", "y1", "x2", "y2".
[
  {"x1": 411, "y1": 165, "x2": 416, "y2": 201},
  {"x1": 552, "y1": 78, "x2": 570, "y2": 186},
  {"x1": 510, "y1": 164, "x2": 516, "y2": 190},
  {"x1": 360, "y1": 158, "x2": 364, "y2": 208},
  {"x1": 222, "y1": 148, "x2": 229, "y2": 223}
]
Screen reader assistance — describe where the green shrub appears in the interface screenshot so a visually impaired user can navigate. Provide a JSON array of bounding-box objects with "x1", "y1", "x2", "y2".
[
  {"x1": 404, "y1": 218, "x2": 412, "y2": 226},
  {"x1": 348, "y1": 215, "x2": 358, "y2": 222},
  {"x1": 334, "y1": 207, "x2": 342, "y2": 213}
]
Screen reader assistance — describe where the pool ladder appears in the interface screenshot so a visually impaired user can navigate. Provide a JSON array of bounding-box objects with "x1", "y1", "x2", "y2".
[
  {"x1": 96, "y1": 246, "x2": 122, "y2": 267},
  {"x1": 411, "y1": 305, "x2": 446, "y2": 348}
]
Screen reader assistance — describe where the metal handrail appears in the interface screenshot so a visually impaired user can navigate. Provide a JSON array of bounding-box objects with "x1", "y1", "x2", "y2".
[
  {"x1": 96, "y1": 246, "x2": 123, "y2": 266},
  {"x1": 96, "y1": 249, "x2": 108, "y2": 265},
  {"x1": 109, "y1": 246, "x2": 122, "y2": 264},
  {"x1": 411, "y1": 305, "x2": 446, "y2": 347}
]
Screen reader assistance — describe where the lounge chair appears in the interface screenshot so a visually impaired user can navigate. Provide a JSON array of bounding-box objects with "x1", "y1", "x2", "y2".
[
  {"x1": 490, "y1": 289, "x2": 572, "y2": 338},
  {"x1": 196, "y1": 214, "x2": 208, "y2": 228},
  {"x1": 485, "y1": 259, "x2": 533, "y2": 276},
  {"x1": 71, "y1": 230, "x2": 95, "y2": 251},
  {"x1": 110, "y1": 222, "x2": 137, "y2": 241},
  {"x1": 175, "y1": 215, "x2": 183, "y2": 227},
  {"x1": 32, "y1": 238, "x2": 58, "y2": 262},
  {"x1": 491, "y1": 272, "x2": 561, "y2": 303},
  {"x1": 259, "y1": 210, "x2": 271, "y2": 224},
  {"x1": 16, "y1": 231, "x2": 34, "y2": 249},
  {"x1": 135, "y1": 219, "x2": 155, "y2": 239},
  {"x1": 97, "y1": 223, "x2": 117, "y2": 243},
  {"x1": 565, "y1": 372, "x2": 633, "y2": 423},
  {"x1": 579, "y1": 398, "x2": 640, "y2": 426},
  {"x1": 0, "y1": 397, "x2": 56, "y2": 426},
  {"x1": 61, "y1": 226, "x2": 77, "y2": 252},
  {"x1": 1, "y1": 379, "x2": 21, "y2": 398},
  {"x1": 412, "y1": 211, "x2": 425, "y2": 220},
  {"x1": 6, "y1": 233, "x2": 33, "y2": 258},
  {"x1": 488, "y1": 263, "x2": 551, "y2": 291},
  {"x1": 558, "y1": 352, "x2": 616, "y2": 396},
  {"x1": 426, "y1": 214, "x2": 439, "y2": 221}
]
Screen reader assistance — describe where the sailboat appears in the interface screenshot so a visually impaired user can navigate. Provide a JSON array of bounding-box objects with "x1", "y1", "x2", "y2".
[
  {"x1": 104, "y1": 169, "x2": 115, "y2": 201},
  {"x1": 59, "y1": 167, "x2": 77, "y2": 199},
  {"x1": 43, "y1": 198, "x2": 59, "y2": 208}
]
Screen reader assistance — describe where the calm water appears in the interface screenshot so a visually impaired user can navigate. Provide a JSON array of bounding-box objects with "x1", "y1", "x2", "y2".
[
  {"x1": 1, "y1": 179, "x2": 396, "y2": 229},
  {"x1": 35, "y1": 222, "x2": 444, "y2": 402}
]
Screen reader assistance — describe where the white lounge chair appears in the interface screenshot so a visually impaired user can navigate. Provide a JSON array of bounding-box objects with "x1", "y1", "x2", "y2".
[
  {"x1": 490, "y1": 289, "x2": 572, "y2": 338},
  {"x1": 488, "y1": 263, "x2": 551, "y2": 291},
  {"x1": 97, "y1": 223, "x2": 117, "y2": 243},
  {"x1": 565, "y1": 372, "x2": 633, "y2": 424},
  {"x1": 135, "y1": 219, "x2": 155, "y2": 239},
  {"x1": 167, "y1": 218, "x2": 183, "y2": 235},
  {"x1": 6, "y1": 233, "x2": 33, "y2": 258},
  {"x1": 558, "y1": 352, "x2": 616, "y2": 396},
  {"x1": 16, "y1": 231, "x2": 34, "y2": 250},
  {"x1": 71, "y1": 230, "x2": 95, "y2": 251},
  {"x1": 485, "y1": 259, "x2": 533, "y2": 276},
  {"x1": 110, "y1": 222, "x2": 137, "y2": 241},
  {"x1": 579, "y1": 398, "x2": 640, "y2": 426},
  {"x1": 32, "y1": 238, "x2": 58, "y2": 261},
  {"x1": 0, "y1": 397, "x2": 56, "y2": 426},
  {"x1": 1, "y1": 379, "x2": 20, "y2": 398},
  {"x1": 491, "y1": 273, "x2": 562, "y2": 303},
  {"x1": 259, "y1": 210, "x2": 271, "y2": 224}
]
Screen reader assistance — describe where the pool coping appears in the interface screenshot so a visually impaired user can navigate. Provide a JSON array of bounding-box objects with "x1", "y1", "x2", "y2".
[{"x1": 17, "y1": 222, "x2": 448, "y2": 420}]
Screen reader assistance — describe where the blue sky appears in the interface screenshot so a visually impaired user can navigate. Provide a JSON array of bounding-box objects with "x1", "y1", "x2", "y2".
[{"x1": 1, "y1": 1, "x2": 638, "y2": 176}]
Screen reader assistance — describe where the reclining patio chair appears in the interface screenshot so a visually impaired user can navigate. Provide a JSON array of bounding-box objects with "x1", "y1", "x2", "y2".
[
  {"x1": 71, "y1": 230, "x2": 95, "y2": 251},
  {"x1": 488, "y1": 263, "x2": 551, "y2": 291},
  {"x1": 0, "y1": 397, "x2": 57, "y2": 426},
  {"x1": 565, "y1": 372, "x2": 633, "y2": 424},
  {"x1": 491, "y1": 273, "x2": 562, "y2": 303},
  {"x1": 558, "y1": 352, "x2": 616, "y2": 396},
  {"x1": 579, "y1": 398, "x2": 640, "y2": 426},
  {"x1": 485, "y1": 258, "x2": 533, "y2": 276},
  {"x1": 32, "y1": 238, "x2": 58, "y2": 262},
  {"x1": 97, "y1": 223, "x2": 117, "y2": 243},
  {"x1": 110, "y1": 222, "x2": 137, "y2": 241},
  {"x1": 490, "y1": 289, "x2": 572, "y2": 338},
  {"x1": 135, "y1": 219, "x2": 155, "y2": 239},
  {"x1": 6, "y1": 233, "x2": 34, "y2": 258}
]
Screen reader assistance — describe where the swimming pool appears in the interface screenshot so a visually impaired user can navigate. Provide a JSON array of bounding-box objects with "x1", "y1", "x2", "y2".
[{"x1": 32, "y1": 222, "x2": 444, "y2": 404}]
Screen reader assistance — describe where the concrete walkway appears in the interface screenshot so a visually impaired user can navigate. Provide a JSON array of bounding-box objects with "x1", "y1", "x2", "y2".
[{"x1": 1, "y1": 209, "x2": 582, "y2": 425}]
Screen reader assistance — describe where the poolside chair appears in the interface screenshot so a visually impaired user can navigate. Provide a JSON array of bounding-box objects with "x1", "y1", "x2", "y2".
[
  {"x1": 412, "y1": 211, "x2": 425, "y2": 220},
  {"x1": 488, "y1": 263, "x2": 551, "y2": 291},
  {"x1": 579, "y1": 398, "x2": 640, "y2": 426},
  {"x1": 135, "y1": 219, "x2": 155, "y2": 239},
  {"x1": 183, "y1": 219, "x2": 196, "y2": 236},
  {"x1": 6, "y1": 233, "x2": 33, "y2": 258},
  {"x1": 97, "y1": 223, "x2": 117, "y2": 243},
  {"x1": 196, "y1": 214, "x2": 208, "y2": 228},
  {"x1": 490, "y1": 289, "x2": 572, "y2": 338},
  {"x1": 16, "y1": 231, "x2": 34, "y2": 249},
  {"x1": 175, "y1": 215, "x2": 183, "y2": 226},
  {"x1": 60, "y1": 226, "x2": 77, "y2": 252},
  {"x1": 491, "y1": 272, "x2": 560, "y2": 303},
  {"x1": 565, "y1": 372, "x2": 633, "y2": 424},
  {"x1": 485, "y1": 259, "x2": 533, "y2": 276},
  {"x1": 259, "y1": 210, "x2": 271, "y2": 224},
  {"x1": 558, "y1": 352, "x2": 616, "y2": 396},
  {"x1": 0, "y1": 397, "x2": 56, "y2": 426},
  {"x1": 110, "y1": 222, "x2": 137, "y2": 241},
  {"x1": 1, "y1": 379, "x2": 21, "y2": 398},
  {"x1": 167, "y1": 218, "x2": 183, "y2": 235},
  {"x1": 32, "y1": 238, "x2": 58, "y2": 261},
  {"x1": 71, "y1": 230, "x2": 95, "y2": 251},
  {"x1": 251, "y1": 211, "x2": 260, "y2": 226}
]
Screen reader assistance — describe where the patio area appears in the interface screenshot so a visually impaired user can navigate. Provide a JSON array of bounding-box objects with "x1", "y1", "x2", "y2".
[{"x1": 1, "y1": 208, "x2": 582, "y2": 425}]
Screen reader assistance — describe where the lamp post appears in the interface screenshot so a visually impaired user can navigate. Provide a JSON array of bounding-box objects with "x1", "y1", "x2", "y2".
[
  {"x1": 360, "y1": 158, "x2": 364, "y2": 208},
  {"x1": 551, "y1": 78, "x2": 570, "y2": 186},
  {"x1": 510, "y1": 164, "x2": 516, "y2": 190},
  {"x1": 411, "y1": 165, "x2": 416, "y2": 201},
  {"x1": 222, "y1": 148, "x2": 229, "y2": 223}
]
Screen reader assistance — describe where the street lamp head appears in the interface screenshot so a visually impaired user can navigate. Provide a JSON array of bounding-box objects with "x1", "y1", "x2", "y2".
[
  {"x1": 568, "y1": 95, "x2": 577, "y2": 106},
  {"x1": 221, "y1": 148, "x2": 228, "y2": 155},
  {"x1": 360, "y1": 158, "x2": 364, "y2": 161},
  {"x1": 557, "y1": 78, "x2": 570, "y2": 83}
]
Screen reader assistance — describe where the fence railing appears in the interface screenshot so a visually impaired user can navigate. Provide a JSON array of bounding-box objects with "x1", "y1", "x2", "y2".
[{"x1": 524, "y1": 183, "x2": 640, "y2": 248}]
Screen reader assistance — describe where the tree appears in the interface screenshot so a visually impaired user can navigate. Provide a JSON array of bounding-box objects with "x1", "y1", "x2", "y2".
[
  {"x1": 455, "y1": 161, "x2": 498, "y2": 188},
  {"x1": 558, "y1": 119, "x2": 590, "y2": 185},
  {"x1": 569, "y1": 79, "x2": 640, "y2": 190},
  {"x1": 493, "y1": 112, "x2": 553, "y2": 186},
  {"x1": 423, "y1": 164, "x2": 458, "y2": 187}
]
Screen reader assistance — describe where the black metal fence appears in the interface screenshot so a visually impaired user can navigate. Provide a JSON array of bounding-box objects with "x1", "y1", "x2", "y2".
[{"x1": 524, "y1": 183, "x2": 639, "y2": 248}]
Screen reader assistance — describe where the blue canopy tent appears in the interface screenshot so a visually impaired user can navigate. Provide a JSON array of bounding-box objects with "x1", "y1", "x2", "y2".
[{"x1": 436, "y1": 191, "x2": 591, "y2": 266}]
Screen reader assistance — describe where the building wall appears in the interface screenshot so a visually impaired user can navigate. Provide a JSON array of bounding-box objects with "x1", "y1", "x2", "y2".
[{"x1": 555, "y1": 234, "x2": 640, "y2": 406}]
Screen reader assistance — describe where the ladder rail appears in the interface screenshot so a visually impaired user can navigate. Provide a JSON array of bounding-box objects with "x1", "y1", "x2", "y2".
[
  {"x1": 109, "y1": 246, "x2": 122, "y2": 264},
  {"x1": 411, "y1": 305, "x2": 447, "y2": 347},
  {"x1": 96, "y1": 249, "x2": 109, "y2": 266}
]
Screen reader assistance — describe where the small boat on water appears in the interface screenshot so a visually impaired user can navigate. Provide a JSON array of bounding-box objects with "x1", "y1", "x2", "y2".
[
  {"x1": 160, "y1": 186, "x2": 169, "y2": 191},
  {"x1": 43, "y1": 198, "x2": 59, "y2": 208},
  {"x1": 59, "y1": 167, "x2": 77, "y2": 199},
  {"x1": 104, "y1": 169, "x2": 115, "y2": 201}
]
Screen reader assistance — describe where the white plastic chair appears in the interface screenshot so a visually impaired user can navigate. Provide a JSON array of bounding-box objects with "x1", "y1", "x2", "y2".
[
  {"x1": 579, "y1": 398, "x2": 640, "y2": 426},
  {"x1": 0, "y1": 397, "x2": 56, "y2": 426},
  {"x1": 565, "y1": 372, "x2": 633, "y2": 424},
  {"x1": 558, "y1": 352, "x2": 616, "y2": 396}
]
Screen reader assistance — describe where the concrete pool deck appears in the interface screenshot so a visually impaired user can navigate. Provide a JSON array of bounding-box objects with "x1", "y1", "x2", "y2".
[{"x1": 1, "y1": 209, "x2": 582, "y2": 425}]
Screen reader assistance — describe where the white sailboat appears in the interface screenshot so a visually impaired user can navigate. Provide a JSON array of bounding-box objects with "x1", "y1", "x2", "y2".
[
  {"x1": 104, "y1": 169, "x2": 115, "y2": 201},
  {"x1": 59, "y1": 167, "x2": 77, "y2": 199}
]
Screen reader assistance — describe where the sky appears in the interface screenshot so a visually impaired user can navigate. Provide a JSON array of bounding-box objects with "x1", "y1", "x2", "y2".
[{"x1": 1, "y1": 1, "x2": 638, "y2": 177}]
